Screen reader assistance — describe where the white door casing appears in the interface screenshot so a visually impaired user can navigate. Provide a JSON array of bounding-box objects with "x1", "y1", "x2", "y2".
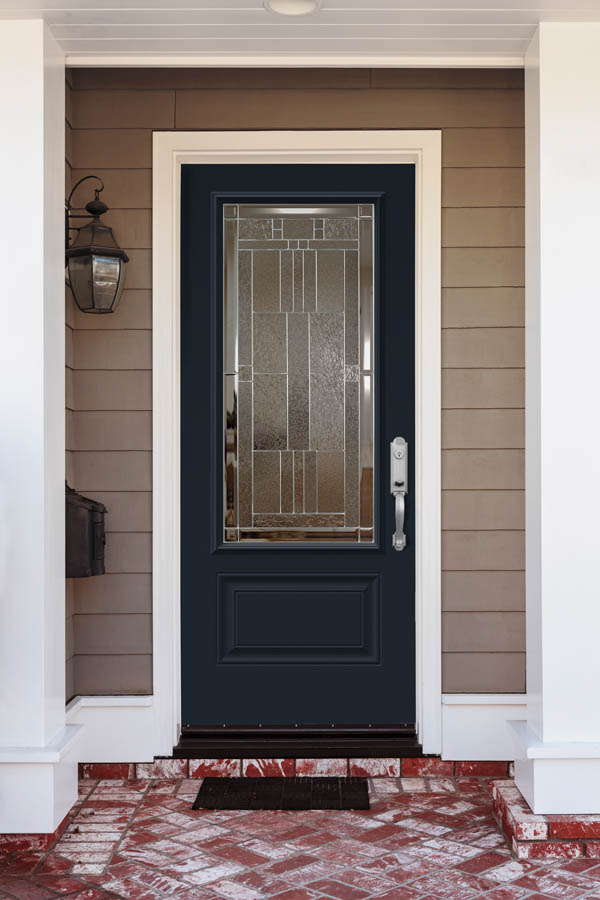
[{"x1": 151, "y1": 130, "x2": 442, "y2": 756}]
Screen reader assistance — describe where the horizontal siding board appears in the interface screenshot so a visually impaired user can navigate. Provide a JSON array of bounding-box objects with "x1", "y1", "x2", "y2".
[
  {"x1": 65, "y1": 82, "x2": 73, "y2": 127},
  {"x1": 442, "y1": 327, "x2": 524, "y2": 368},
  {"x1": 443, "y1": 450, "x2": 524, "y2": 490},
  {"x1": 74, "y1": 654, "x2": 152, "y2": 695},
  {"x1": 66, "y1": 658, "x2": 74, "y2": 702},
  {"x1": 442, "y1": 288, "x2": 524, "y2": 328},
  {"x1": 442, "y1": 168, "x2": 524, "y2": 208},
  {"x1": 72, "y1": 67, "x2": 372, "y2": 91},
  {"x1": 66, "y1": 614, "x2": 74, "y2": 660},
  {"x1": 72, "y1": 89, "x2": 174, "y2": 129},
  {"x1": 74, "y1": 331, "x2": 151, "y2": 369},
  {"x1": 70, "y1": 291, "x2": 151, "y2": 330},
  {"x1": 74, "y1": 451, "x2": 152, "y2": 492},
  {"x1": 65, "y1": 291, "x2": 76, "y2": 329},
  {"x1": 372, "y1": 69, "x2": 524, "y2": 91},
  {"x1": 443, "y1": 652, "x2": 525, "y2": 693},
  {"x1": 74, "y1": 371, "x2": 151, "y2": 411},
  {"x1": 74, "y1": 574, "x2": 152, "y2": 614},
  {"x1": 66, "y1": 450, "x2": 75, "y2": 486},
  {"x1": 442, "y1": 530, "x2": 525, "y2": 571},
  {"x1": 442, "y1": 207, "x2": 524, "y2": 248},
  {"x1": 175, "y1": 89, "x2": 524, "y2": 130},
  {"x1": 443, "y1": 571, "x2": 525, "y2": 612},
  {"x1": 105, "y1": 532, "x2": 152, "y2": 574},
  {"x1": 442, "y1": 128, "x2": 525, "y2": 168},
  {"x1": 66, "y1": 368, "x2": 74, "y2": 411},
  {"x1": 74, "y1": 411, "x2": 152, "y2": 451},
  {"x1": 71, "y1": 169, "x2": 152, "y2": 210},
  {"x1": 94, "y1": 492, "x2": 152, "y2": 533},
  {"x1": 66, "y1": 579, "x2": 75, "y2": 617},
  {"x1": 443, "y1": 611, "x2": 525, "y2": 652},
  {"x1": 102, "y1": 210, "x2": 152, "y2": 249},
  {"x1": 442, "y1": 490, "x2": 524, "y2": 530},
  {"x1": 65, "y1": 121, "x2": 73, "y2": 167},
  {"x1": 442, "y1": 409, "x2": 524, "y2": 449},
  {"x1": 65, "y1": 325, "x2": 73, "y2": 368},
  {"x1": 72, "y1": 129, "x2": 152, "y2": 169},
  {"x1": 123, "y1": 251, "x2": 152, "y2": 290},
  {"x1": 442, "y1": 369, "x2": 524, "y2": 409},
  {"x1": 74, "y1": 613, "x2": 152, "y2": 655},
  {"x1": 66, "y1": 408, "x2": 74, "y2": 452},
  {"x1": 442, "y1": 248, "x2": 525, "y2": 287}
]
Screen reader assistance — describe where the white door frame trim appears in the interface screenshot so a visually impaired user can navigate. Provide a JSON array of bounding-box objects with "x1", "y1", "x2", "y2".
[{"x1": 152, "y1": 130, "x2": 442, "y2": 756}]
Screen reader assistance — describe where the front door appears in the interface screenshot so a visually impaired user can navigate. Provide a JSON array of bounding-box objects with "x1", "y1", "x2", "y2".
[{"x1": 180, "y1": 163, "x2": 415, "y2": 735}]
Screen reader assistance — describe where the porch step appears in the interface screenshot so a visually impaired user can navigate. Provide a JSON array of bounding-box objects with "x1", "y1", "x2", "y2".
[
  {"x1": 173, "y1": 723, "x2": 423, "y2": 758},
  {"x1": 494, "y1": 780, "x2": 600, "y2": 860}
]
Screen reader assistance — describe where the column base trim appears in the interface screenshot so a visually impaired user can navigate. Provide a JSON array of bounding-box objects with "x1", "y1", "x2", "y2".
[
  {"x1": 0, "y1": 725, "x2": 81, "y2": 834},
  {"x1": 510, "y1": 721, "x2": 600, "y2": 814}
]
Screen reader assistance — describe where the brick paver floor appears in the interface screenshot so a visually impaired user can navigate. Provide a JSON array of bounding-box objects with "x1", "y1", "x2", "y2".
[{"x1": 3, "y1": 777, "x2": 600, "y2": 900}]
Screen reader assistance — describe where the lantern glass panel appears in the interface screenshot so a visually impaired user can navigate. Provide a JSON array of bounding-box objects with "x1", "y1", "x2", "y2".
[
  {"x1": 92, "y1": 255, "x2": 121, "y2": 311},
  {"x1": 68, "y1": 255, "x2": 94, "y2": 312}
]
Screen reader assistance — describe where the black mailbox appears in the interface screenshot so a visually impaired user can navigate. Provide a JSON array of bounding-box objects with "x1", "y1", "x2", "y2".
[{"x1": 66, "y1": 483, "x2": 107, "y2": 578}]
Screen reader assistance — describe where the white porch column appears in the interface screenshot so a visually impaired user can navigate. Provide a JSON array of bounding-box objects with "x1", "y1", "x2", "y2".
[
  {"x1": 0, "y1": 20, "x2": 80, "y2": 833},
  {"x1": 513, "y1": 22, "x2": 600, "y2": 814}
]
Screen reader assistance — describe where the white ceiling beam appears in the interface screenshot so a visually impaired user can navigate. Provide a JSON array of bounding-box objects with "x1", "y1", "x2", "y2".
[
  {"x1": 52, "y1": 25, "x2": 535, "y2": 39},
  {"x1": 59, "y1": 39, "x2": 531, "y2": 52},
  {"x1": 1, "y1": 10, "x2": 579, "y2": 24},
  {"x1": 3, "y1": 0, "x2": 600, "y2": 10},
  {"x1": 66, "y1": 53, "x2": 526, "y2": 67}
]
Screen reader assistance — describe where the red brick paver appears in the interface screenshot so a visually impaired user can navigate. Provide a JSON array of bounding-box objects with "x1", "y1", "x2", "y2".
[{"x1": 4, "y1": 777, "x2": 600, "y2": 899}]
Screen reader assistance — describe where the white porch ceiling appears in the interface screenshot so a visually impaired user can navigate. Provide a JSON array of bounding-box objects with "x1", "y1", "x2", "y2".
[{"x1": 3, "y1": 0, "x2": 600, "y2": 66}]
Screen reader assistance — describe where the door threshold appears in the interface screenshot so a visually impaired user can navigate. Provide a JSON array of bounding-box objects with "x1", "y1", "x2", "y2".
[{"x1": 173, "y1": 724, "x2": 423, "y2": 758}]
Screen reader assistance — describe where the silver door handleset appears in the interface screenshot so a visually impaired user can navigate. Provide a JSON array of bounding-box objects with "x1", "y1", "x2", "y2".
[{"x1": 390, "y1": 437, "x2": 408, "y2": 551}]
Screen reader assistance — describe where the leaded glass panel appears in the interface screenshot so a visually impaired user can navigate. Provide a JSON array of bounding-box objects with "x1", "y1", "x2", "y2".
[{"x1": 224, "y1": 203, "x2": 374, "y2": 543}]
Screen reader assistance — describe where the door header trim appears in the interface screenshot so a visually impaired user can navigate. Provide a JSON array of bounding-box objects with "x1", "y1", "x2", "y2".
[{"x1": 152, "y1": 130, "x2": 442, "y2": 755}]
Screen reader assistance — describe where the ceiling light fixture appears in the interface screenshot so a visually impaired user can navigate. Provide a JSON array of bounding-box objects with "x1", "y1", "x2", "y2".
[{"x1": 264, "y1": 0, "x2": 321, "y2": 16}]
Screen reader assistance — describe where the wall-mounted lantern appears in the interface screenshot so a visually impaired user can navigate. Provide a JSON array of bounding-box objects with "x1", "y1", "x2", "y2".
[{"x1": 65, "y1": 174, "x2": 129, "y2": 314}]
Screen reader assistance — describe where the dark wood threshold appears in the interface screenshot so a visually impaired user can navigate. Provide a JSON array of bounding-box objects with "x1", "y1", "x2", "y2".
[{"x1": 173, "y1": 723, "x2": 423, "y2": 758}]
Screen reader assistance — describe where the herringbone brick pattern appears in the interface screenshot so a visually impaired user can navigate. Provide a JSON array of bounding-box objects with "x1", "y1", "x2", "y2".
[{"x1": 3, "y1": 777, "x2": 600, "y2": 899}]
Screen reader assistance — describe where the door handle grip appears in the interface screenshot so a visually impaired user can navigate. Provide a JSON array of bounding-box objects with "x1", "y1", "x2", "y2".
[
  {"x1": 390, "y1": 437, "x2": 408, "y2": 552},
  {"x1": 393, "y1": 492, "x2": 406, "y2": 551}
]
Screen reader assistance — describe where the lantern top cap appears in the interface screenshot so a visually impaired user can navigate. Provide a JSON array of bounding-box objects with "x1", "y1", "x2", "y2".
[{"x1": 65, "y1": 219, "x2": 130, "y2": 262}]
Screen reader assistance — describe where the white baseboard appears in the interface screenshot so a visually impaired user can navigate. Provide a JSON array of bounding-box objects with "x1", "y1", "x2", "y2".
[
  {"x1": 442, "y1": 694, "x2": 527, "y2": 761},
  {"x1": 65, "y1": 693, "x2": 527, "y2": 766},
  {"x1": 66, "y1": 695, "x2": 159, "y2": 763}
]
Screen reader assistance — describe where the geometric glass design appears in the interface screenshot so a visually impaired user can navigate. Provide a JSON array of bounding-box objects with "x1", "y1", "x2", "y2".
[{"x1": 224, "y1": 203, "x2": 375, "y2": 543}]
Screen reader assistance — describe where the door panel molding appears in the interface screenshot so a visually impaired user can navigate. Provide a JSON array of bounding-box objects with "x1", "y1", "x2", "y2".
[
  {"x1": 217, "y1": 573, "x2": 381, "y2": 665},
  {"x1": 152, "y1": 130, "x2": 442, "y2": 755}
]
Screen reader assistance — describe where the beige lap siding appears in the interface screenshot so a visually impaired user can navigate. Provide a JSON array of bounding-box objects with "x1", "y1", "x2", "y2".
[{"x1": 66, "y1": 67, "x2": 525, "y2": 697}]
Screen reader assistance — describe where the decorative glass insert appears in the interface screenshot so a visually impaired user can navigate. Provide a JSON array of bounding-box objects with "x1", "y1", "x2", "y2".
[{"x1": 224, "y1": 203, "x2": 374, "y2": 543}]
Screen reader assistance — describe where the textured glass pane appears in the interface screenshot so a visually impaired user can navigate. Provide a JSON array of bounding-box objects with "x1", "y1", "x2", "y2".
[
  {"x1": 253, "y1": 452, "x2": 281, "y2": 513},
  {"x1": 252, "y1": 250, "x2": 280, "y2": 311},
  {"x1": 253, "y1": 313, "x2": 286, "y2": 373},
  {"x1": 223, "y1": 203, "x2": 375, "y2": 543},
  {"x1": 287, "y1": 313, "x2": 309, "y2": 450}
]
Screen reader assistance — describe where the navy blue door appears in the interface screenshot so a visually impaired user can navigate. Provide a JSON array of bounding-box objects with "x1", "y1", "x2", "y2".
[{"x1": 180, "y1": 164, "x2": 415, "y2": 727}]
